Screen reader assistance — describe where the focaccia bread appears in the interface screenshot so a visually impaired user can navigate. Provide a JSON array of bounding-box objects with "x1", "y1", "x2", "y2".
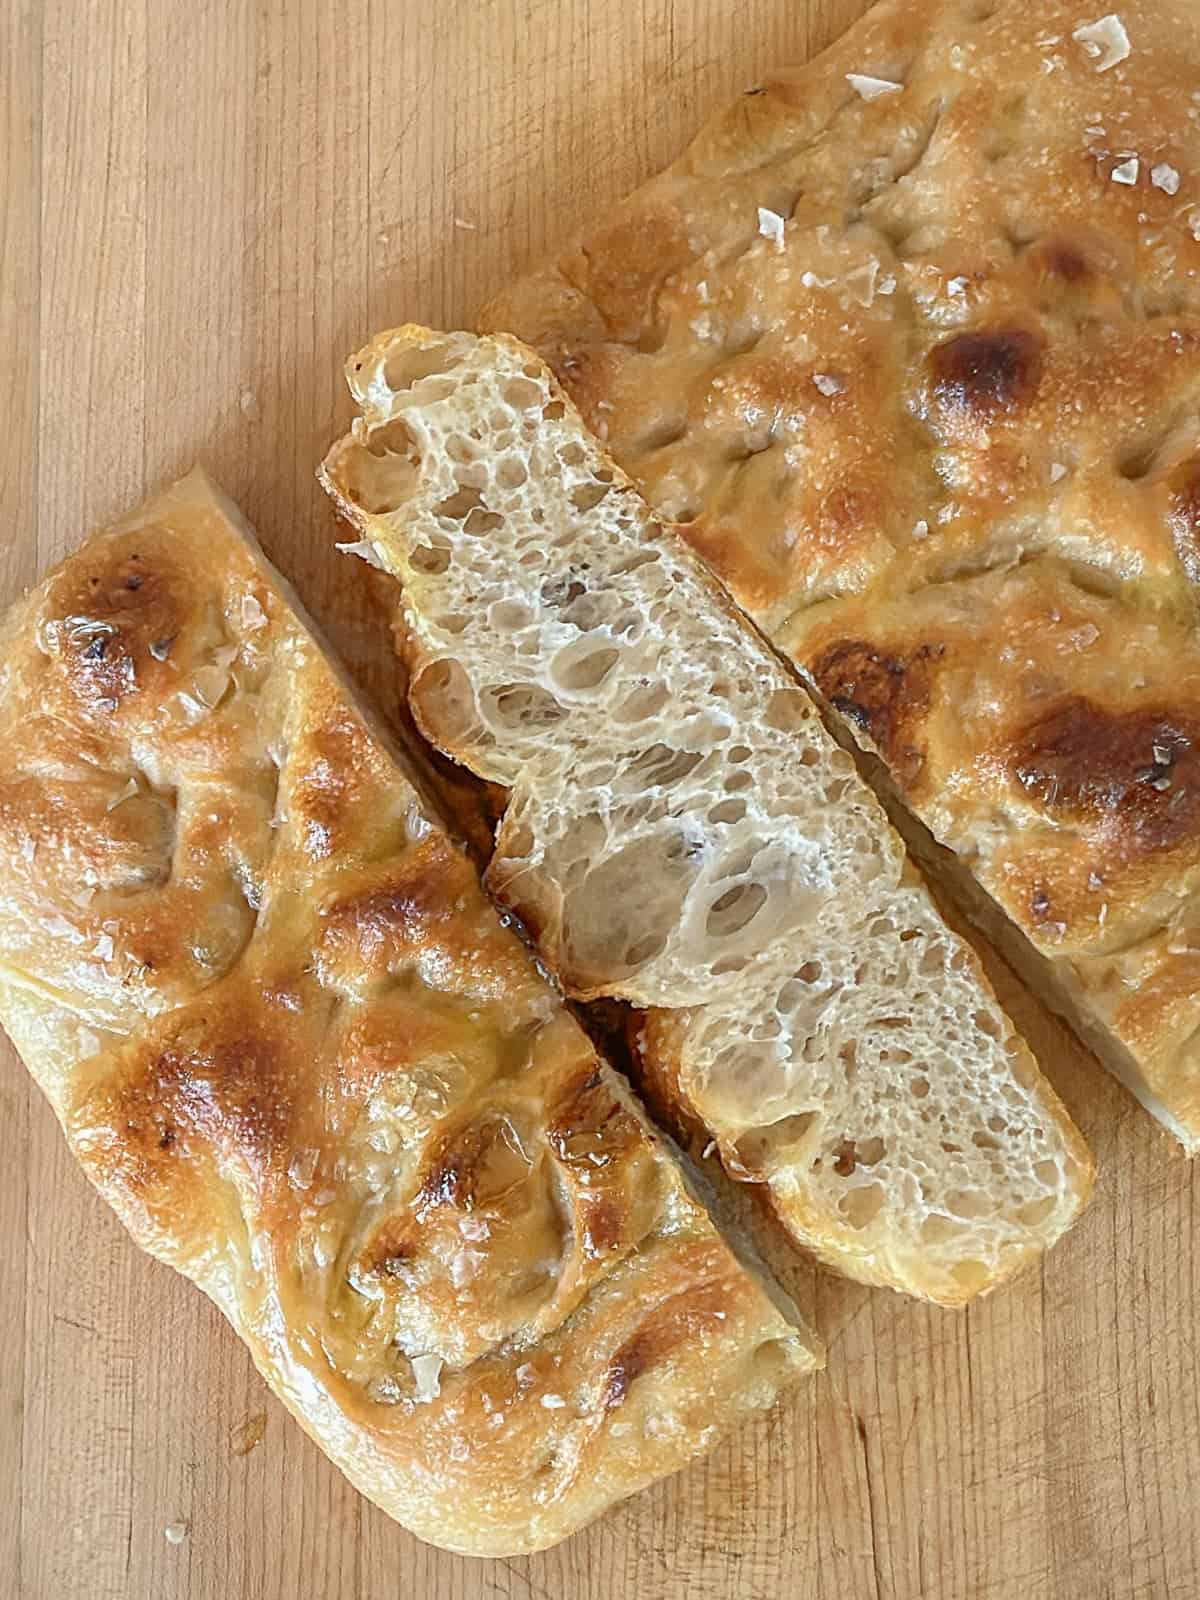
[
  {"x1": 0, "y1": 469, "x2": 821, "y2": 1557},
  {"x1": 482, "y1": 0, "x2": 1200, "y2": 1151},
  {"x1": 321, "y1": 325, "x2": 1093, "y2": 1306}
]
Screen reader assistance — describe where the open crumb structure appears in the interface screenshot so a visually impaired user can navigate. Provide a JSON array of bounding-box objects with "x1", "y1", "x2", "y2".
[{"x1": 322, "y1": 324, "x2": 1094, "y2": 1305}]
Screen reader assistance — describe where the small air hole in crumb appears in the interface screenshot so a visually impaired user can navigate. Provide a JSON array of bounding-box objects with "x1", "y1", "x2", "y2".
[
  {"x1": 552, "y1": 645, "x2": 621, "y2": 692},
  {"x1": 570, "y1": 480, "x2": 612, "y2": 514},
  {"x1": 706, "y1": 881, "x2": 768, "y2": 939},
  {"x1": 364, "y1": 418, "x2": 418, "y2": 461},
  {"x1": 951, "y1": 1260, "x2": 990, "y2": 1292},
  {"x1": 627, "y1": 932, "x2": 668, "y2": 966},
  {"x1": 446, "y1": 434, "x2": 478, "y2": 465},
  {"x1": 708, "y1": 798, "x2": 746, "y2": 824},
  {"x1": 410, "y1": 543, "x2": 451, "y2": 575},
  {"x1": 434, "y1": 485, "x2": 487, "y2": 521},
  {"x1": 945, "y1": 1189, "x2": 991, "y2": 1221},
  {"x1": 920, "y1": 1213, "x2": 958, "y2": 1244},
  {"x1": 838, "y1": 1183, "x2": 885, "y2": 1229},
  {"x1": 464, "y1": 506, "x2": 503, "y2": 535},
  {"x1": 973, "y1": 1008, "x2": 1002, "y2": 1040},
  {"x1": 382, "y1": 343, "x2": 460, "y2": 393},
  {"x1": 497, "y1": 457, "x2": 529, "y2": 490},
  {"x1": 483, "y1": 683, "x2": 566, "y2": 731},
  {"x1": 711, "y1": 954, "x2": 750, "y2": 975},
  {"x1": 543, "y1": 401, "x2": 566, "y2": 421},
  {"x1": 797, "y1": 960, "x2": 823, "y2": 983},
  {"x1": 1018, "y1": 1195, "x2": 1056, "y2": 1227},
  {"x1": 626, "y1": 744, "x2": 704, "y2": 787}
]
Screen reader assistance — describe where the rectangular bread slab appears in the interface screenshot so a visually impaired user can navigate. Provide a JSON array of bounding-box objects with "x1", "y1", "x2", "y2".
[
  {"x1": 481, "y1": 0, "x2": 1200, "y2": 1153},
  {"x1": 321, "y1": 325, "x2": 1094, "y2": 1306},
  {"x1": 0, "y1": 468, "x2": 820, "y2": 1557}
]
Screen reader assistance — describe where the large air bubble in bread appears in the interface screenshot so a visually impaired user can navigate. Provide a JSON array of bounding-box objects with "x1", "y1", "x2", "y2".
[
  {"x1": 321, "y1": 326, "x2": 1094, "y2": 1303},
  {"x1": 667, "y1": 882, "x2": 1076, "y2": 1299}
]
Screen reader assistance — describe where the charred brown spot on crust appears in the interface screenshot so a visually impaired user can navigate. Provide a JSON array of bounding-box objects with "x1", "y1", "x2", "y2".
[
  {"x1": 1009, "y1": 697, "x2": 1200, "y2": 859},
  {"x1": 76, "y1": 1004, "x2": 296, "y2": 1202},
  {"x1": 415, "y1": 1112, "x2": 533, "y2": 1217},
  {"x1": 546, "y1": 1067, "x2": 645, "y2": 1256},
  {"x1": 601, "y1": 1271, "x2": 736, "y2": 1411},
  {"x1": 546, "y1": 1068, "x2": 638, "y2": 1167},
  {"x1": 365, "y1": 1229, "x2": 416, "y2": 1281},
  {"x1": 42, "y1": 534, "x2": 186, "y2": 715},
  {"x1": 578, "y1": 1197, "x2": 623, "y2": 1257},
  {"x1": 927, "y1": 328, "x2": 1044, "y2": 424},
  {"x1": 810, "y1": 638, "x2": 942, "y2": 784},
  {"x1": 601, "y1": 1327, "x2": 656, "y2": 1411},
  {"x1": 1039, "y1": 241, "x2": 1090, "y2": 282},
  {"x1": 1167, "y1": 459, "x2": 1200, "y2": 586}
]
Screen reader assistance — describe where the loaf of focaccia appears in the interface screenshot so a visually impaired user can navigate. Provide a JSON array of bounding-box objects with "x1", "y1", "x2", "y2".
[
  {"x1": 0, "y1": 470, "x2": 821, "y2": 1557},
  {"x1": 482, "y1": 0, "x2": 1200, "y2": 1152},
  {"x1": 321, "y1": 325, "x2": 1093, "y2": 1306}
]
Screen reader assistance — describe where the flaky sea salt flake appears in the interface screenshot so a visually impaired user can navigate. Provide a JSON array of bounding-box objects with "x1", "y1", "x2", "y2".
[
  {"x1": 844, "y1": 259, "x2": 879, "y2": 306},
  {"x1": 757, "y1": 207, "x2": 786, "y2": 252},
  {"x1": 846, "y1": 72, "x2": 903, "y2": 101},
  {"x1": 1111, "y1": 157, "x2": 1139, "y2": 186},
  {"x1": 1151, "y1": 163, "x2": 1181, "y2": 195},
  {"x1": 336, "y1": 538, "x2": 389, "y2": 571},
  {"x1": 411, "y1": 1354, "x2": 443, "y2": 1403},
  {"x1": 1072, "y1": 15, "x2": 1131, "y2": 73}
]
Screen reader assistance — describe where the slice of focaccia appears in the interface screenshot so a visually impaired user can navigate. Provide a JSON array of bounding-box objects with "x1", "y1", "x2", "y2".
[
  {"x1": 481, "y1": 0, "x2": 1200, "y2": 1151},
  {"x1": 321, "y1": 325, "x2": 1094, "y2": 1306},
  {"x1": 0, "y1": 469, "x2": 820, "y2": 1558}
]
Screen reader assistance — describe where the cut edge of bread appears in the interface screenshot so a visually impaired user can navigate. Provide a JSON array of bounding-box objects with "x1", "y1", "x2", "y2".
[{"x1": 320, "y1": 324, "x2": 1095, "y2": 1306}]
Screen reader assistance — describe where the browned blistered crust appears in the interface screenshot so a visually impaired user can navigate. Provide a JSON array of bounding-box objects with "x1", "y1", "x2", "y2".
[
  {"x1": 0, "y1": 470, "x2": 818, "y2": 1557},
  {"x1": 484, "y1": 0, "x2": 1200, "y2": 1148}
]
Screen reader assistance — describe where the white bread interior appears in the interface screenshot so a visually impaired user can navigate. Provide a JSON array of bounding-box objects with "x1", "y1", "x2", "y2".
[{"x1": 321, "y1": 325, "x2": 1094, "y2": 1306}]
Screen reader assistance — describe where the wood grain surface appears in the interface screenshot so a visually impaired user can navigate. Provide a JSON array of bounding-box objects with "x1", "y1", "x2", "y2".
[{"x1": 3, "y1": 2, "x2": 1198, "y2": 1597}]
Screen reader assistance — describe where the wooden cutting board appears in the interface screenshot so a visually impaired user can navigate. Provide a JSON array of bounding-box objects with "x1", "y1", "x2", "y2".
[{"x1": 3, "y1": 2, "x2": 1198, "y2": 1596}]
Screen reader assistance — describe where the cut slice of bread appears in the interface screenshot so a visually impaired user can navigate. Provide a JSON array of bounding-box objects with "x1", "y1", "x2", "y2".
[{"x1": 321, "y1": 325, "x2": 1095, "y2": 1306}]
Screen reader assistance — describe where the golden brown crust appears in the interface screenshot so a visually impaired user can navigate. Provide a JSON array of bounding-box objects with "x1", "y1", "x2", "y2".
[
  {"x1": 0, "y1": 470, "x2": 819, "y2": 1556},
  {"x1": 484, "y1": 0, "x2": 1200, "y2": 1149}
]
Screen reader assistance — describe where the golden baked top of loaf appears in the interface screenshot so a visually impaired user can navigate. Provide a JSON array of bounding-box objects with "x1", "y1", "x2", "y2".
[
  {"x1": 0, "y1": 470, "x2": 818, "y2": 1556},
  {"x1": 484, "y1": 0, "x2": 1200, "y2": 1146}
]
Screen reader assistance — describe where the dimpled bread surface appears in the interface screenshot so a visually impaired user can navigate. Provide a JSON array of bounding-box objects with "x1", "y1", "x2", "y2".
[{"x1": 483, "y1": 0, "x2": 1200, "y2": 1152}]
